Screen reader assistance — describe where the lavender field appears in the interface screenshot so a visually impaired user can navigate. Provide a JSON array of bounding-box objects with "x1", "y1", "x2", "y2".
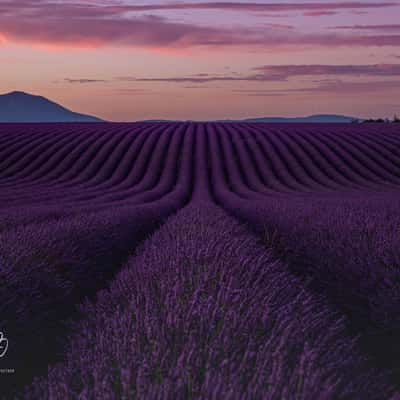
[{"x1": 1, "y1": 122, "x2": 400, "y2": 399}]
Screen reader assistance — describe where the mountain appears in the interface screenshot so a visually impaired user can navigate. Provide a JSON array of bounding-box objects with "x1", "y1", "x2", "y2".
[
  {"x1": 0, "y1": 91, "x2": 103, "y2": 122},
  {"x1": 244, "y1": 114, "x2": 359, "y2": 123},
  {"x1": 144, "y1": 114, "x2": 360, "y2": 123},
  {"x1": 140, "y1": 119, "x2": 178, "y2": 123}
]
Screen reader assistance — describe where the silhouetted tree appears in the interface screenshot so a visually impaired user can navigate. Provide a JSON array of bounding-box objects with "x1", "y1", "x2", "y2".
[{"x1": 362, "y1": 118, "x2": 386, "y2": 123}]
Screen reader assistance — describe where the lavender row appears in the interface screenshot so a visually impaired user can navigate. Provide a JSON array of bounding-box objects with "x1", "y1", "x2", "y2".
[
  {"x1": 220, "y1": 195, "x2": 400, "y2": 382},
  {"x1": 0, "y1": 124, "x2": 181, "y2": 206},
  {"x1": 0, "y1": 184, "x2": 191, "y2": 396},
  {"x1": 26, "y1": 206, "x2": 398, "y2": 400},
  {"x1": 205, "y1": 124, "x2": 400, "y2": 380},
  {"x1": 0, "y1": 124, "x2": 193, "y2": 232}
]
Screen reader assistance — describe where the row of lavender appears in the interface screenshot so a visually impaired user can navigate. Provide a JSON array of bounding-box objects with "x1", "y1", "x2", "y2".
[
  {"x1": 0, "y1": 122, "x2": 399, "y2": 398},
  {"x1": 25, "y1": 206, "x2": 398, "y2": 400},
  {"x1": 207, "y1": 124, "x2": 400, "y2": 383},
  {"x1": 0, "y1": 123, "x2": 193, "y2": 396}
]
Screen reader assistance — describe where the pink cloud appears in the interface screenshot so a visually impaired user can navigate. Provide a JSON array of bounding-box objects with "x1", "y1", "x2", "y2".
[
  {"x1": 289, "y1": 79, "x2": 400, "y2": 94},
  {"x1": 253, "y1": 64, "x2": 400, "y2": 78},
  {"x1": 20, "y1": 2, "x2": 393, "y2": 14},
  {"x1": 126, "y1": 64, "x2": 400, "y2": 84},
  {"x1": 95, "y1": 2, "x2": 397, "y2": 13},
  {"x1": 333, "y1": 25, "x2": 400, "y2": 31},
  {"x1": 233, "y1": 80, "x2": 400, "y2": 96},
  {"x1": 1, "y1": 1, "x2": 395, "y2": 17},
  {"x1": 303, "y1": 11, "x2": 338, "y2": 16},
  {"x1": 0, "y1": 1, "x2": 400, "y2": 50},
  {"x1": 64, "y1": 78, "x2": 107, "y2": 84}
]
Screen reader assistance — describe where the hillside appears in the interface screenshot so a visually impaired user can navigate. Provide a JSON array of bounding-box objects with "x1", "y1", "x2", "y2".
[
  {"x1": 244, "y1": 114, "x2": 358, "y2": 123},
  {"x1": 0, "y1": 91, "x2": 103, "y2": 122}
]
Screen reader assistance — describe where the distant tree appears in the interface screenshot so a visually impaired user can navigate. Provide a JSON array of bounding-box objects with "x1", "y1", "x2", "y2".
[
  {"x1": 393, "y1": 114, "x2": 400, "y2": 123},
  {"x1": 362, "y1": 118, "x2": 386, "y2": 123}
]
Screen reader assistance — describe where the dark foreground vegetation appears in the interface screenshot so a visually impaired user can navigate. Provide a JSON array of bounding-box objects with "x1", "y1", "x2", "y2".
[
  {"x1": 1, "y1": 122, "x2": 400, "y2": 399},
  {"x1": 362, "y1": 115, "x2": 400, "y2": 123}
]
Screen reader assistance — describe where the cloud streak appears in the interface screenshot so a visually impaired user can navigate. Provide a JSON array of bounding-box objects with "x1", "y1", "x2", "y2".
[
  {"x1": 234, "y1": 79, "x2": 400, "y2": 96},
  {"x1": 85, "y1": 2, "x2": 398, "y2": 13},
  {"x1": 3, "y1": 2, "x2": 391, "y2": 14},
  {"x1": 124, "y1": 64, "x2": 400, "y2": 84},
  {"x1": 303, "y1": 11, "x2": 338, "y2": 17},
  {"x1": 0, "y1": 1, "x2": 400, "y2": 50},
  {"x1": 253, "y1": 64, "x2": 400, "y2": 78},
  {"x1": 64, "y1": 78, "x2": 107, "y2": 83},
  {"x1": 2, "y1": 1, "x2": 393, "y2": 19},
  {"x1": 333, "y1": 24, "x2": 400, "y2": 31}
]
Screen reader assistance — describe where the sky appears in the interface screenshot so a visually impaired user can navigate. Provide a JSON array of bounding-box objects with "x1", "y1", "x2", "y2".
[{"x1": 1, "y1": 0, "x2": 400, "y2": 121}]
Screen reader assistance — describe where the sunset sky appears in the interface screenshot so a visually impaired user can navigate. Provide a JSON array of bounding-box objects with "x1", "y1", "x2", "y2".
[{"x1": 1, "y1": 0, "x2": 400, "y2": 121}]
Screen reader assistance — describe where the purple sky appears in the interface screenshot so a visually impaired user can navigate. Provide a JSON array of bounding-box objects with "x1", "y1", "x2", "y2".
[{"x1": 1, "y1": 0, "x2": 400, "y2": 120}]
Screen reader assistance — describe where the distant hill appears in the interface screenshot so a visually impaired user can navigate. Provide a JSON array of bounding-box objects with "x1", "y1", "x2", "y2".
[
  {"x1": 140, "y1": 119, "x2": 177, "y2": 123},
  {"x1": 140, "y1": 114, "x2": 360, "y2": 123},
  {"x1": 0, "y1": 93, "x2": 359, "y2": 123},
  {"x1": 244, "y1": 114, "x2": 359, "y2": 123},
  {"x1": 0, "y1": 91, "x2": 103, "y2": 122}
]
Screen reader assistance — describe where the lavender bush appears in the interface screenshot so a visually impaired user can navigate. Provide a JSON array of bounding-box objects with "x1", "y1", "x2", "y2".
[{"x1": 26, "y1": 206, "x2": 397, "y2": 399}]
